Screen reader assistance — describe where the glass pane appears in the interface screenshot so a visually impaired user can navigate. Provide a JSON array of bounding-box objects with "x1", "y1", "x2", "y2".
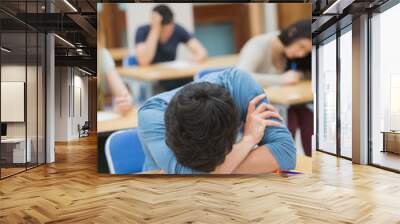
[
  {"x1": 1, "y1": 31, "x2": 27, "y2": 177},
  {"x1": 38, "y1": 32, "x2": 45, "y2": 165},
  {"x1": 339, "y1": 29, "x2": 352, "y2": 158},
  {"x1": 27, "y1": 31, "x2": 38, "y2": 169},
  {"x1": 317, "y1": 37, "x2": 337, "y2": 154},
  {"x1": 371, "y1": 4, "x2": 400, "y2": 171},
  {"x1": 26, "y1": 0, "x2": 40, "y2": 170}
]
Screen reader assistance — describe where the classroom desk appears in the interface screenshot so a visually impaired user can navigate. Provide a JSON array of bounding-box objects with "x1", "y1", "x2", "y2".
[
  {"x1": 295, "y1": 154, "x2": 312, "y2": 173},
  {"x1": 97, "y1": 105, "x2": 312, "y2": 173},
  {"x1": 97, "y1": 107, "x2": 138, "y2": 134},
  {"x1": 115, "y1": 54, "x2": 239, "y2": 81},
  {"x1": 264, "y1": 81, "x2": 313, "y2": 106},
  {"x1": 108, "y1": 48, "x2": 130, "y2": 61},
  {"x1": 139, "y1": 155, "x2": 312, "y2": 174}
]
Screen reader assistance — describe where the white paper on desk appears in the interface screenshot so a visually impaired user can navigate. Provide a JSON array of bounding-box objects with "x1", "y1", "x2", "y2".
[
  {"x1": 97, "y1": 111, "x2": 121, "y2": 122},
  {"x1": 159, "y1": 60, "x2": 195, "y2": 70},
  {"x1": 287, "y1": 94, "x2": 301, "y2": 100}
]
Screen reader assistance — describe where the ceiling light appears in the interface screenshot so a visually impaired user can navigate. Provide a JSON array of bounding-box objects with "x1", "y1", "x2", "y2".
[
  {"x1": 1, "y1": 47, "x2": 11, "y2": 53},
  {"x1": 78, "y1": 67, "x2": 93, "y2": 76},
  {"x1": 323, "y1": 0, "x2": 354, "y2": 15},
  {"x1": 63, "y1": 0, "x2": 78, "y2": 12},
  {"x1": 54, "y1": 34, "x2": 75, "y2": 48}
]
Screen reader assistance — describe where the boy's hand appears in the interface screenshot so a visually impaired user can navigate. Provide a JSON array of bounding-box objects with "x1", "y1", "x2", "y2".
[
  {"x1": 114, "y1": 93, "x2": 133, "y2": 115},
  {"x1": 243, "y1": 94, "x2": 283, "y2": 146},
  {"x1": 151, "y1": 12, "x2": 163, "y2": 31}
]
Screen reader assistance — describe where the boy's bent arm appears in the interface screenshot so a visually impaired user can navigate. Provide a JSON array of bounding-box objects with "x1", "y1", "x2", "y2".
[
  {"x1": 224, "y1": 69, "x2": 297, "y2": 172},
  {"x1": 211, "y1": 136, "x2": 254, "y2": 174},
  {"x1": 232, "y1": 145, "x2": 279, "y2": 174}
]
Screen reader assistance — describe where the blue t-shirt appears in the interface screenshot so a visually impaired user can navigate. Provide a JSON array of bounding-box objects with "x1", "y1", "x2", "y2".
[
  {"x1": 137, "y1": 68, "x2": 297, "y2": 174},
  {"x1": 135, "y1": 24, "x2": 192, "y2": 64}
]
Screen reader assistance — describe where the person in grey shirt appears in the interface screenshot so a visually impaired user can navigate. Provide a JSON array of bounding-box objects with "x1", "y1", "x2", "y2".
[{"x1": 237, "y1": 20, "x2": 312, "y2": 87}]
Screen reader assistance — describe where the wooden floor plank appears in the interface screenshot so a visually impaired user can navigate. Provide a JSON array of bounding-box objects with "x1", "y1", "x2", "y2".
[{"x1": 0, "y1": 135, "x2": 399, "y2": 223}]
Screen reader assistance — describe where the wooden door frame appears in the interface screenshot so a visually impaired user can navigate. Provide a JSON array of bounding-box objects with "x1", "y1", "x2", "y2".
[{"x1": 100, "y1": 3, "x2": 126, "y2": 48}]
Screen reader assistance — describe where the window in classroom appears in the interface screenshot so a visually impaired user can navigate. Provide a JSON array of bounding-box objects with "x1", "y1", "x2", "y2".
[
  {"x1": 370, "y1": 2, "x2": 400, "y2": 171},
  {"x1": 339, "y1": 28, "x2": 352, "y2": 158},
  {"x1": 317, "y1": 36, "x2": 337, "y2": 155}
]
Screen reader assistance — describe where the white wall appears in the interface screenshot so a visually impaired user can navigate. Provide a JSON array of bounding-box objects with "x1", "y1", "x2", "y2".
[
  {"x1": 55, "y1": 67, "x2": 68, "y2": 141},
  {"x1": 72, "y1": 74, "x2": 89, "y2": 138},
  {"x1": 124, "y1": 3, "x2": 194, "y2": 60},
  {"x1": 1, "y1": 65, "x2": 33, "y2": 137},
  {"x1": 54, "y1": 67, "x2": 89, "y2": 141}
]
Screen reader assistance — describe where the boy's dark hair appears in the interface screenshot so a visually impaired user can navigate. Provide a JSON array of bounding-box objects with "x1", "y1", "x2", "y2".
[
  {"x1": 278, "y1": 19, "x2": 311, "y2": 46},
  {"x1": 165, "y1": 82, "x2": 240, "y2": 172},
  {"x1": 153, "y1": 5, "x2": 174, "y2": 25}
]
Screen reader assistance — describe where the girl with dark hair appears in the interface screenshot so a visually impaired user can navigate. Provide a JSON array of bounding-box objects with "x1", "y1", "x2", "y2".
[
  {"x1": 237, "y1": 19, "x2": 312, "y2": 86},
  {"x1": 237, "y1": 19, "x2": 313, "y2": 157}
]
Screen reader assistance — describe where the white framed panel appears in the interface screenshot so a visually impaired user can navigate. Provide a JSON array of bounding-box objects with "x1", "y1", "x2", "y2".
[{"x1": 1, "y1": 82, "x2": 25, "y2": 122}]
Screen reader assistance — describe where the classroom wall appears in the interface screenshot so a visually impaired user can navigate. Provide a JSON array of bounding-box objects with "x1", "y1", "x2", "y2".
[
  {"x1": 277, "y1": 4, "x2": 311, "y2": 30},
  {"x1": 116, "y1": 3, "x2": 281, "y2": 57},
  {"x1": 125, "y1": 3, "x2": 194, "y2": 60},
  {"x1": 192, "y1": 3, "x2": 278, "y2": 33},
  {"x1": 54, "y1": 67, "x2": 89, "y2": 141}
]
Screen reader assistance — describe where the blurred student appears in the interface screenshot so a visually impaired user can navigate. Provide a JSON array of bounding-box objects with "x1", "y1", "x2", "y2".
[
  {"x1": 135, "y1": 4, "x2": 208, "y2": 90},
  {"x1": 138, "y1": 68, "x2": 296, "y2": 174},
  {"x1": 237, "y1": 20, "x2": 312, "y2": 157},
  {"x1": 98, "y1": 22, "x2": 133, "y2": 114}
]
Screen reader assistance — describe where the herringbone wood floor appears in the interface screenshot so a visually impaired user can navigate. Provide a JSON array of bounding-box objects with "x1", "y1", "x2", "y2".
[{"x1": 1, "y1": 135, "x2": 399, "y2": 224}]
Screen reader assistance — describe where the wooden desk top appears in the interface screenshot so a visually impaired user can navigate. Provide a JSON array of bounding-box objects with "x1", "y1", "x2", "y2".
[
  {"x1": 139, "y1": 155, "x2": 311, "y2": 174},
  {"x1": 115, "y1": 54, "x2": 239, "y2": 81},
  {"x1": 108, "y1": 48, "x2": 130, "y2": 61},
  {"x1": 97, "y1": 107, "x2": 138, "y2": 134},
  {"x1": 264, "y1": 81, "x2": 313, "y2": 106},
  {"x1": 295, "y1": 155, "x2": 312, "y2": 173}
]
